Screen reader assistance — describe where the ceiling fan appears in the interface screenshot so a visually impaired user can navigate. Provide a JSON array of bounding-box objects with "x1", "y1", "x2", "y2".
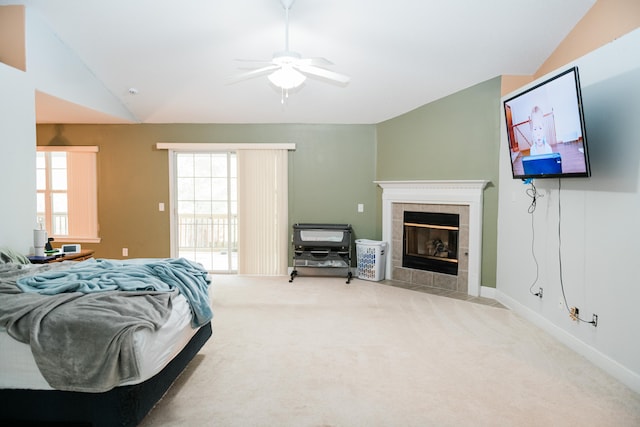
[{"x1": 228, "y1": 0, "x2": 350, "y2": 97}]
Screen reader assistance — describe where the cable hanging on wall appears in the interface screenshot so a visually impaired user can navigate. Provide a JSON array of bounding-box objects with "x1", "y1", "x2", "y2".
[
  {"x1": 525, "y1": 180, "x2": 543, "y2": 297},
  {"x1": 556, "y1": 178, "x2": 597, "y2": 326}
]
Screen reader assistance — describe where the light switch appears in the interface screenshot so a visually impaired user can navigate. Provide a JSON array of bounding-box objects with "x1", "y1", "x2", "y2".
[
  {"x1": 159, "y1": 202, "x2": 165, "y2": 211},
  {"x1": 357, "y1": 203, "x2": 364, "y2": 213}
]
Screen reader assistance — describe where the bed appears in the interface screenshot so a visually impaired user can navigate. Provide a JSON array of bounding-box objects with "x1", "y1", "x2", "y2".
[{"x1": 0, "y1": 251, "x2": 213, "y2": 427}]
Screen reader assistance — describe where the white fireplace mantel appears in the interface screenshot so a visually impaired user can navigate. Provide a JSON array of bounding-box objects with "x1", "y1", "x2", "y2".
[{"x1": 375, "y1": 180, "x2": 490, "y2": 297}]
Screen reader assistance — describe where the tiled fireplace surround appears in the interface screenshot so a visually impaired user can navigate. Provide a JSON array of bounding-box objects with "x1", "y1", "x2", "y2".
[
  {"x1": 376, "y1": 180, "x2": 489, "y2": 297},
  {"x1": 392, "y1": 202, "x2": 469, "y2": 292}
]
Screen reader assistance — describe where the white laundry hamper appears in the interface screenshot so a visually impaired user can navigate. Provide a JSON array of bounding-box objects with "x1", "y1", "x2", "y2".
[{"x1": 355, "y1": 239, "x2": 387, "y2": 281}]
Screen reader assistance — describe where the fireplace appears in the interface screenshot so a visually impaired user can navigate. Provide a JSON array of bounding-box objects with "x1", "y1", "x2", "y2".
[
  {"x1": 375, "y1": 180, "x2": 489, "y2": 296},
  {"x1": 403, "y1": 211, "x2": 459, "y2": 275}
]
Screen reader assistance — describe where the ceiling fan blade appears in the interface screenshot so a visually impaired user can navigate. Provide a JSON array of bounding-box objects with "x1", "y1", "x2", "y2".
[
  {"x1": 296, "y1": 65, "x2": 350, "y2": 85},
  {"x1": 227, "y1": 65, "x2": 280, "y2": 84},
  {"x1": 234, "y1": 58, "x2": 274, "y2": 64},
  {"x1": 297, "y1": 57, "x2": 333, "y2": 67}
]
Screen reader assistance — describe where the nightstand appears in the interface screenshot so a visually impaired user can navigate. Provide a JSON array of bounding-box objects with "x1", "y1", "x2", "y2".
[
  {"x1": 57, "y1": 249, "x2": 95, "y2": 262},
  {"x1": 28, "y1": 249, "x2": 95, "y2": 264}
]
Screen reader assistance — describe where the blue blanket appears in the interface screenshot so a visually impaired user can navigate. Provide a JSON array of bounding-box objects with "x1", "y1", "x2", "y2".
[{"x1": 17, "y1": 258, "x2": 213, "y2": 327}]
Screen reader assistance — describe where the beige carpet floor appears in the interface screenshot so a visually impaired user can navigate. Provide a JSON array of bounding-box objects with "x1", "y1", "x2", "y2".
[{"x1": 139, "y1": 275, "x2": 640, "y2": 427}]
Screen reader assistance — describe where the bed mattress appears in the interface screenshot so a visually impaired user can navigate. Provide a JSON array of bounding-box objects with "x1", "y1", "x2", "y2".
[{"x1": 0, "y1": 292, "x2": 198, "y2": 390}]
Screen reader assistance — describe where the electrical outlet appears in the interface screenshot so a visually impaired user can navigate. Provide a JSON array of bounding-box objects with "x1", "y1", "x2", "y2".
[
  {"x1": 592, "y1": 314, "x2": 598, "y2": 327},
  {"x1": 537, "y1": 287, "x2": 543, "y2": 299},
  {"x1": 122, "y1": 247, "x2": 128, "y2": 257},
  {"x1": 569, "y1": 306, "x2": 579, "y2": 321}
]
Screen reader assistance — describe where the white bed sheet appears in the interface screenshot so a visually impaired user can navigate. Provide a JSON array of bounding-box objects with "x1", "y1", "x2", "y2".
[{"x1": 0, "y1": 293, "x2": 199, "y2": 390}]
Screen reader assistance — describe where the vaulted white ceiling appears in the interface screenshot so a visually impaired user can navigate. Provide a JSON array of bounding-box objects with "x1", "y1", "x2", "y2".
[{"x1": 2, "y1": 0, "x2": 596, "y2": 124}]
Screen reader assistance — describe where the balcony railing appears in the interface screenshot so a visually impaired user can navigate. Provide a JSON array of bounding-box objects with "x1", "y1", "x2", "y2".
[
  {"x1": 178, "y1": 214, "x2": 237, "y2": 250},
  {"x1": 53, "y1": 214, "x2": 68, "y2": 235},
  {"x1": 37, "y1": 214, "x2": 68, "y2": 236}
]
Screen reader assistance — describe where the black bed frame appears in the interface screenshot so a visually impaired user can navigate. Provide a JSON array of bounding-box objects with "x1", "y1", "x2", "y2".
[{"x1": 0, "y1": 322, "x2": 212, "y2": 427}]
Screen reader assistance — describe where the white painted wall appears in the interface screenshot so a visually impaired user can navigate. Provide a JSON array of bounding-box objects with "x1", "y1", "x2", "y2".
[
  {"x1": 0, "y1": 62, "x2": 36, "y2": 253},
  {"x1": 25, "y1": 8, "x2": 137, "y2": 122},
  {"x1": 497, "y1": 28, "x2": 640, "y2": 393}
]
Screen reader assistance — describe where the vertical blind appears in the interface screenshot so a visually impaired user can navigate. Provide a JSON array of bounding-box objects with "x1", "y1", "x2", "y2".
[
  {"x1": 237, "y1": 149, "x2": 289, "y2": 275},
  {"x1": 66, "y1": 150, "x2": 99, "y2": 239}
]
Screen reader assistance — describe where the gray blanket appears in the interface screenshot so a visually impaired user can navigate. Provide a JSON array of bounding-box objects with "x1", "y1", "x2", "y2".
[
  {"x1": 17, "y1": 258, "x2": 213, "y2": 328},
  {"x1": 0, "y1": 263, "x2": 174, "y2": 392}
]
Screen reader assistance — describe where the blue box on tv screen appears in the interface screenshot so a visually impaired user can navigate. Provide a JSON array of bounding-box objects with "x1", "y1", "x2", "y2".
[{"x1": 522, "y1": 153, "x2": 562, "y2": 176}]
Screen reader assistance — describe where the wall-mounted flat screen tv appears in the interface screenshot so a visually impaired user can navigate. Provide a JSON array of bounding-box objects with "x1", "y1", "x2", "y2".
[{"x1": 503, "y1": 66, "x2": 590, "y2": 180}]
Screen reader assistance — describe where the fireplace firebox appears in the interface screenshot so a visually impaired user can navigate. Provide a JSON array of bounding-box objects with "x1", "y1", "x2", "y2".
[{"x1": 403, "y1": 211, "x2": 459, "y2": 275}]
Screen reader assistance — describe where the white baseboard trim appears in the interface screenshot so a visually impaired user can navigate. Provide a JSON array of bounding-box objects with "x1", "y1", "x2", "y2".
[{"x1": 496, "y1": 289, "x2": 640, "y2": 394}]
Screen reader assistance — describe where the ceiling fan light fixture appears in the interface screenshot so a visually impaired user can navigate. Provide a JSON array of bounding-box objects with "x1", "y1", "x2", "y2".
[
  {"x1": 268, "y1": 65, "x2": 306, "y2": 89},
  {"x1": 229, "y1": 0, "x2": 349, "y2": 97}
]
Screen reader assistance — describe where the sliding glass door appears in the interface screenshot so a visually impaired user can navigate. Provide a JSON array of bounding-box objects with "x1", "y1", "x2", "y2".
[{"x1": 173, "y1": 152, "x2": 237, "y2": 272}]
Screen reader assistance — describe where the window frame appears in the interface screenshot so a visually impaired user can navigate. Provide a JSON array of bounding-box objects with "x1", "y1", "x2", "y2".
[{"x1": 37, "y1": 146, "x2": 101, "y2": 243}]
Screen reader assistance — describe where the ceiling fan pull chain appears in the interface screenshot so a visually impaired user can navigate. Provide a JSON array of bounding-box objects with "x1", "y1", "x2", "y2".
[{"x1": 280, "y1": 87, "x2": 292, "y2": 105}]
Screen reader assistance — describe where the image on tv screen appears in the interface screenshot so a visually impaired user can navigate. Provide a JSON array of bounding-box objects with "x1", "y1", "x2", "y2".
[{"x1": 503, "y1": 67, "x2": 590, "y2": 179}]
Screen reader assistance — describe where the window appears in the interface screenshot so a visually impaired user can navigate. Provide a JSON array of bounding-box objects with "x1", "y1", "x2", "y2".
[
  {"x1": 175, "y1": 151, "x2": 238, "y2": 272},
  {"x1": 36, "y1": 146, "x2": 99, "y2": 243}
]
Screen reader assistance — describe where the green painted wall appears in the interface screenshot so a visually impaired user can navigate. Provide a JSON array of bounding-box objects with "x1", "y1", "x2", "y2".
[
  {"x1": 375, "y1": 77, "x2": 502, "y2": 287},
  {"x1": 285, "y1": 125, "x2": 379, "y2": 240},
  {"x1": 36, "y1": 78, "x2": 502, "y2": 285},
  {"x1": 36, "y1": 123, "x2": 378, "y2": 262}
]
